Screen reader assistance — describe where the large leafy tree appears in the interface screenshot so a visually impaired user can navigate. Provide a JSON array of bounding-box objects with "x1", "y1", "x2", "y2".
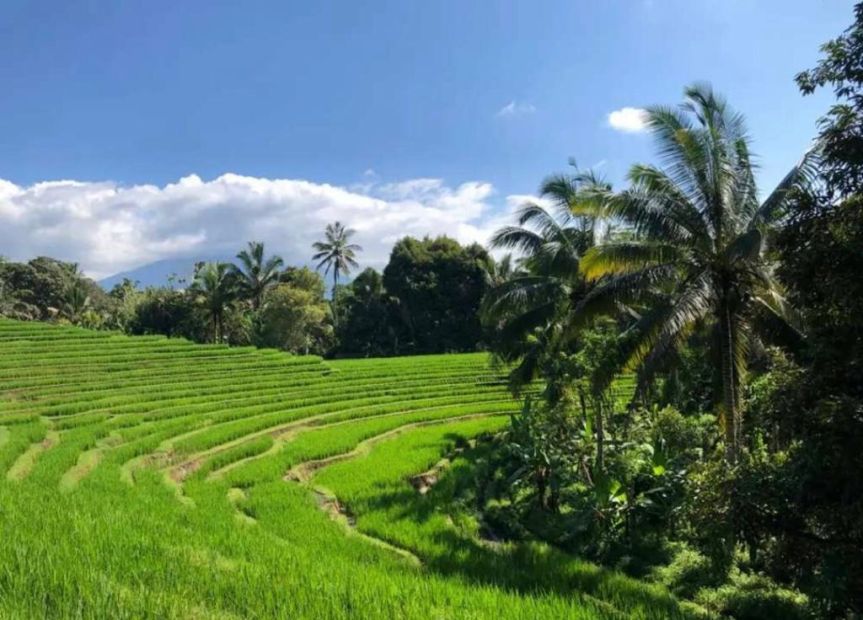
[
  {"x1": 312, "y1": 222, "x2": 362, "y2": 326},
  {"x1": 256, "y1": 283, "x2": 331, "y2": 354},
  {"x1": 572, "y1": 84, "x2": 815, "y2": 460},
  {"x1": 335, "y1": 268, "x2": 400, "y2": 357},
  {"x1": 758, "y1": 7, "x2": 863, "y2": 609},
  {"x1": 796, "y1": 1, "x2": 863, "y2": 197},
  {"x1": 0, "y1": 257, "x2": 107, "y2": 318},
  {"x1": 383, "y1": 236, "x2": 489, "y2": 354},
  {"x1": 230, "y1": 241, "x2": 284, "y2": 310},
  {"x1": 128, "y1": 287, "x2": 204, "y2": 341},
  {"x1": 190, "y1": 262, "x2": 238, "y2": 343}
]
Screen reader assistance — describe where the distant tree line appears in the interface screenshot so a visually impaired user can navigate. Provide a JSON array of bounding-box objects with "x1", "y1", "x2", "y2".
[
  {"x1": 0, "y1": 228, "x2": 500, "y2": 358},
  {"x1": 0, "y1": 256, "x2": 113, "y2": 327}
]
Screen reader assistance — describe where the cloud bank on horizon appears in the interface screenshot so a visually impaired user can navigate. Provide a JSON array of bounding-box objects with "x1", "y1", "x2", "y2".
[{"x1": 0, "y1": 173, "x2": 522, "y2": 280}]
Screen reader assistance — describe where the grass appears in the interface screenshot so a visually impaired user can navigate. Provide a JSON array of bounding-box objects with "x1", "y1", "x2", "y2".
[{"x1": 0, "y1": 318, "x2": 698, "y2": 619}]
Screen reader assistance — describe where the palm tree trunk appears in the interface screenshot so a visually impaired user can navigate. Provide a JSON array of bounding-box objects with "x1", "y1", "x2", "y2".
[
  {"x1": 720, "y1": 302, "x2": 739, "y2": 462},
  {"x1": 332, "y1": 270, "x2": 339, "y2": 328},
  {"x1": 595, "y1": 398, "x2": 605, "y2": 474}
]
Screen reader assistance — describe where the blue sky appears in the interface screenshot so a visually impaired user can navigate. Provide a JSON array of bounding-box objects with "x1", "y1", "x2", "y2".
[{"x1": 0, "y1": 1, "x2": 854, "y2": 278}]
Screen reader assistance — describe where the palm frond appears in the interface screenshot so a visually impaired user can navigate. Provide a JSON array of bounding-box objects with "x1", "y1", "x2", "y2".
[
  {"x1": 481, "y1": 275, "x2": 566, "y2": 320},
  {"x1": 598, "y1": 190, "x2": 696, "y2": 243},
  {"x1": 628, "y1": 273, "x2": 712, "y2": 380},
  {"x1": 750, "y1": 146, "x2": 821, "y2": 226},
  {"x1": 627, "y1": 164, "x2": 712, "y2": 242},
  {"x1": 568, "y1": 264, "x2": 678, "y2": 333},
  {"x1": 580, "y1": 242, "x2": 682, "y2": 281},
  {"x1": 724, "y1": 228, "x2": 763, "y2": 265},
  {"x1": 490, "y1": 226, "x2": 545, "y2": 254}
]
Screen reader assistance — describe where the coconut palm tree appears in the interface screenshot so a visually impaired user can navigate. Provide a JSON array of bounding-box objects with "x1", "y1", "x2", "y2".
[
  {"x1": 571, "y1": 84, "x2": 816, "y2": 461},
  {"x1": 482, "y1": 166, "x2": 607, "y2": 394},
  {"x1": 230, "y1": 241, "x2": 284, "y2": 310},
  {"x1": 312, "y1": 222, "x2": 362, "y2": 325},
  {"x1": 481, "y1": 168, "x2": 614, "y2": 472},
  {"x1": 190, "y1": 262, "x2": 238, "y2": 343},
  {"x1": 63, "y1": 280, "x2": 91, "y2": 323}
]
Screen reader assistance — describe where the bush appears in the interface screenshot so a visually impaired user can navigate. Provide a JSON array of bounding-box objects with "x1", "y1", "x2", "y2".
[
  {"x1": 653, "y1": 546, "x2": 724, "y2": 599},
  {"x1": 694, "y1": 572, "x2": 810, "y2": 620}
]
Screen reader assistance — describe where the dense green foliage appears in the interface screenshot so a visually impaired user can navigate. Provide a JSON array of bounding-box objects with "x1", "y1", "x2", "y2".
[
  {"x1": 0, "y1": 256, "x2": 112, "y2": 324},
  {"x1": 332, "y1": 268, "x2": 400, "y2": 356},
  {"x1": 381, "y1": 236, "x2": 491, "y2": 354},
  {"x1": 0, "y1": 232, "x2": 498, "y2": 359},
  {"x1": 470, "y1": 7, "x2": 863, "y2": 617}
]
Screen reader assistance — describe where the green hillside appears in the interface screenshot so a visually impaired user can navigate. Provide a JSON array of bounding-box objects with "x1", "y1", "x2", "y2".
[{"x1": 0, "y1": 319, "x2": 694, "y2": 619}]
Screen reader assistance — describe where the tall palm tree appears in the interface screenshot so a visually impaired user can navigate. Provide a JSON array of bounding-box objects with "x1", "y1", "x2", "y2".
[
  {"x1": 482, "y1": 168, "x2": 612, "y2": 472},
  {"x1": 571, "y1": 84, "x2": 816, "y2": 461},
  {"x1": 190, "y1": 262, "x2": 238, "y2": 344},
  {"x1": 482, "y1": 167, "x2": 607, "y2": 394},
  {"x1": 230, "y1": 241, "x2": 284, "y2": 310},
  {"x1": 312, "y1": 222, "x2": 362, "y2": 325}
]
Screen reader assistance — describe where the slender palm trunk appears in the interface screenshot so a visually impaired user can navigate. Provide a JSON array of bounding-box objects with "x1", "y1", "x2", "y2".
[
  {"x1": 719, "y1": 301, "x2": 739, "y2": 462},
  {"x1": 332, "y1": 269, "x2": 340, "y2": 328},
  {"x1": 595, "y1": 398, "x2": 605, "y2": 474}
]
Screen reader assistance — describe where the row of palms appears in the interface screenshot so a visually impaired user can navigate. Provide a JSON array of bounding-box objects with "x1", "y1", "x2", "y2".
[
  {"x1": 191, "y1": 223, "x2": 362, "y2": 342},
  {"x1": 483, "y1": 84, "x2": 816, "y2": 461}
]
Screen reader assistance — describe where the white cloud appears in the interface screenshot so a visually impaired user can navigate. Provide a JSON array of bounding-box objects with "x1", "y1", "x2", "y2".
[
  {"x1": 607, "y1": 107, "x2": 648, "y2": 133},
  {"x1": 496, "y1": 100, "x2": 536, "y2": 118},
  {"x1": 0, "y1": 173, "x2": 517, "y2": 280}
]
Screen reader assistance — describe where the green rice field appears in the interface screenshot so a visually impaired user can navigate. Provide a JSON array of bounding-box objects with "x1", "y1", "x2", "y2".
[{"x1": 0, "y1": 319, "x2": 699, "y2": 619}]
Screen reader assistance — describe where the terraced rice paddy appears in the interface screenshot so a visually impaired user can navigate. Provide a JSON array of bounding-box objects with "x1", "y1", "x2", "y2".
[{"x1": 0, "y1": 319, "x2": 697, "y2": 619}]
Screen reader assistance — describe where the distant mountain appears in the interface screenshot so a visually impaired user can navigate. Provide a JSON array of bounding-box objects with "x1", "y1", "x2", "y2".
[
  {"x1": 100, "y1": 255, "x2": 355, "y2": 293},
  {"x1": 98, "y1": 256, "x2": 229, "y2": 290}
]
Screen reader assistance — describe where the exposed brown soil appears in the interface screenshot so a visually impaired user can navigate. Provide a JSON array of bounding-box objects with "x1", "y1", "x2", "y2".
[{"x1": 170, "y1": 458, "x2": 203, "y2": 482}]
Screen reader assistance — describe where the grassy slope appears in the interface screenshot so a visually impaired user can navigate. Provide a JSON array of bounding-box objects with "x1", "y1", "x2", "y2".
[{"x1": 0, "y1": 319, "x2": 697, "y2": 619}]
